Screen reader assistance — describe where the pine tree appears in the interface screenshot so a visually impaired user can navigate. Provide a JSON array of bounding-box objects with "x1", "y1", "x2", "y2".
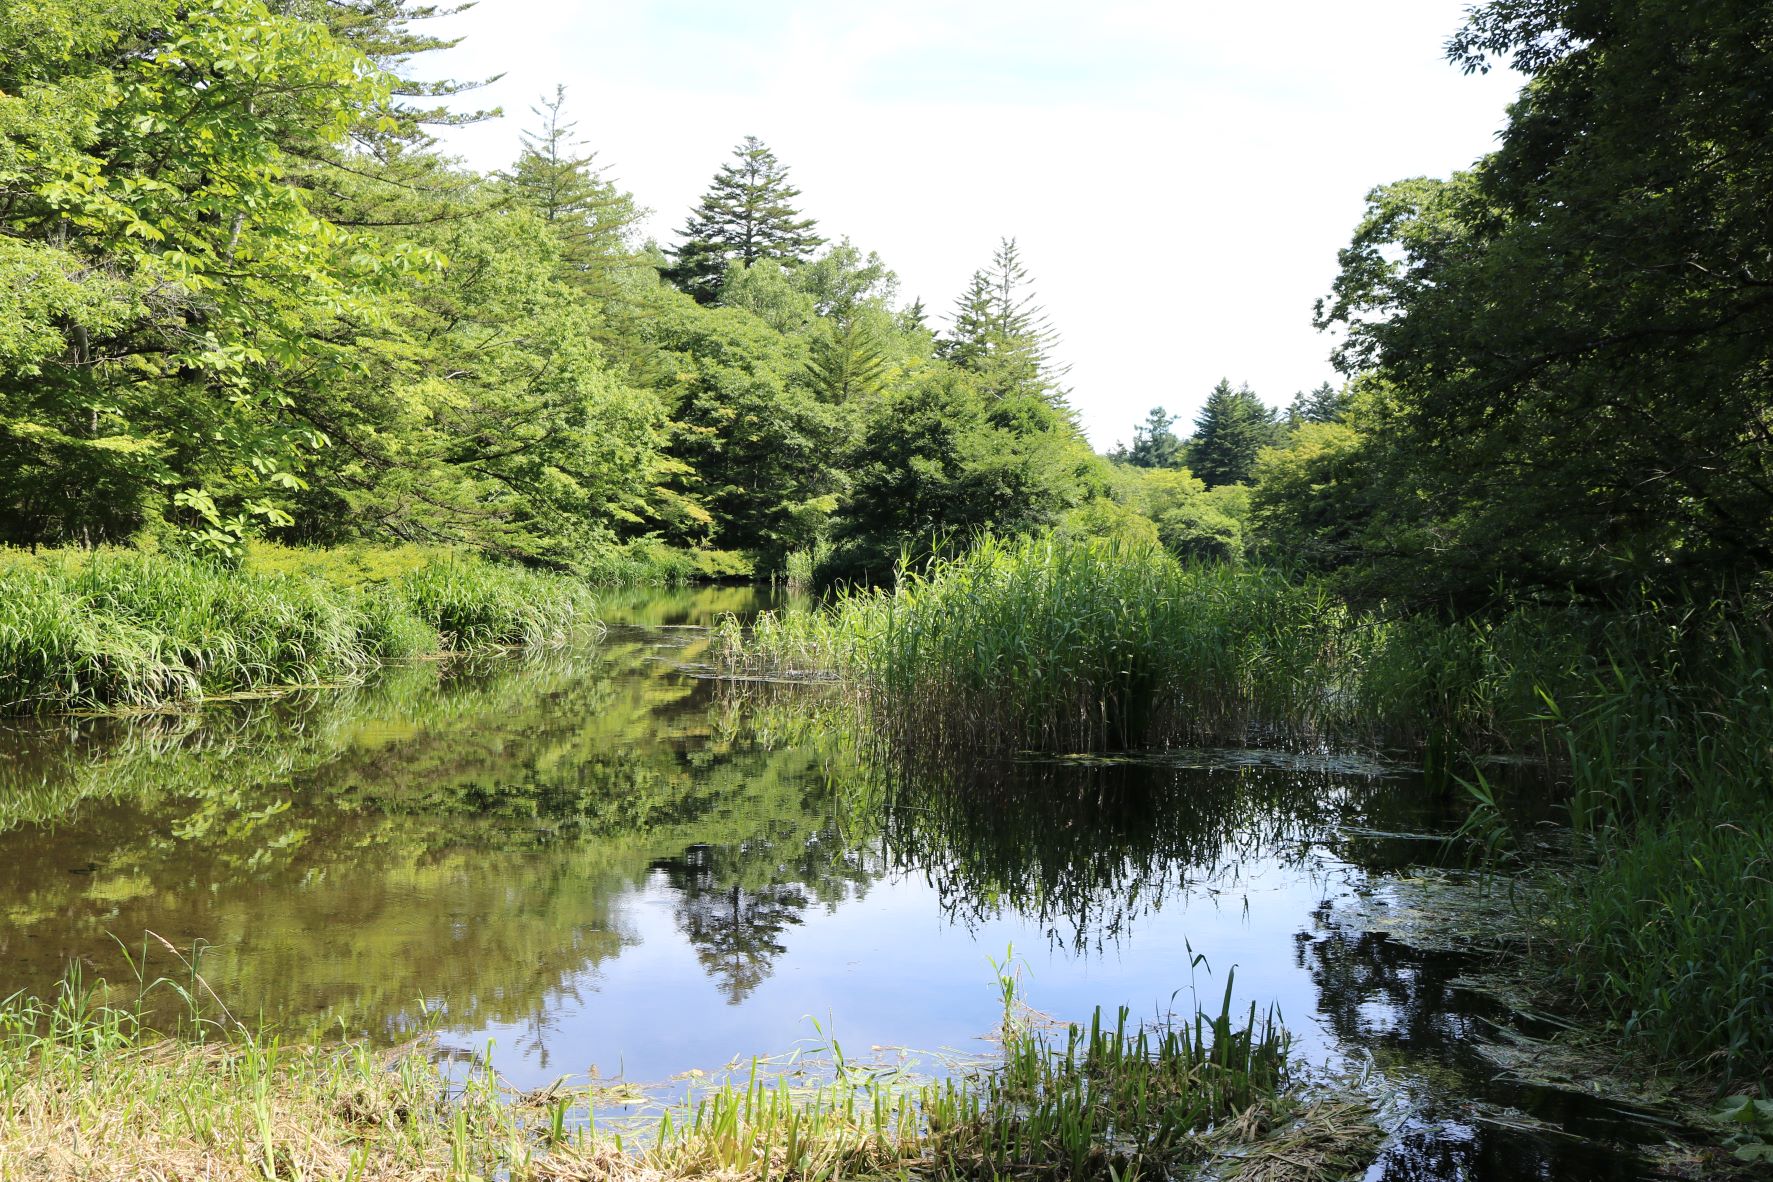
[
  {"x1": 504, "y1": 86, "x2": 641, "y2": 285},
  {"x1": 937, "y1": 238, "x2": 1068, "y2": 407},
  {"x1": 1302, "y1": 381, "x2": 1347, "y2": 423},
  {"x1": 1286, "y1": 381, "x2": 1347, "y2": 426},
  {"x1": 666, "y1": 136, "x2": 824, "y2": 303},
  {"x1": 1188, "y1": 380, "x2": 1279, "y2": 487},
  {"x1": 1127, "y1": 407, "x2": 1184, "y2": 468}
]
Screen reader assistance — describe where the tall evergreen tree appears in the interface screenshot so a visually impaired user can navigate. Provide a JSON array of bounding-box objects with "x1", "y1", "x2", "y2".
[
  {"x1": 938, "y1": 238, "x2": 1068, "y2": 406},
  {"x1": 1284, "y1": 381, "x2": 1347, "y2": 426},
  {"x1": 1188, "y1": 380, "x2": 1278, "y2": 487},
  {"x1": 666, "y1": 136, "x2": 823, "y2": 303},
  {"x1": 807, "y1": 312, "x2": 891, "y2": 404},
  {"x1": 1127, "y1": 407, "x2": 1185, "y2": 468},
  {"x1": 503, "y1": 87, "x2": 642, "y2": 286}
]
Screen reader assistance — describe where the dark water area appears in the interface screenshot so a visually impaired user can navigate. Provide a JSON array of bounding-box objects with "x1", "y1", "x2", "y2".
[{"x1": 0, "y1": 588, "x2": 1684, "y2": 1179}]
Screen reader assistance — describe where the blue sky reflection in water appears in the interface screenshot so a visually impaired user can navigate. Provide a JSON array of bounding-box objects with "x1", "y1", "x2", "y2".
[
  {"x1": 0, "y1": 588, "x2": 1668, "y2": 1180},
  {"x1": 457, "y1": 846, "x2": 1342, "y2": 1089}
]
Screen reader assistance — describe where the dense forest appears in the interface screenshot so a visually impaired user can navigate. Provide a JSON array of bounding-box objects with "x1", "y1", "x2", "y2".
[
  {"x1": 8, "y1": 0, "x2": 1766, "y2": 611},
  {"x1": 0, "y1": 0, "x2": 1100, "y2": 581}
]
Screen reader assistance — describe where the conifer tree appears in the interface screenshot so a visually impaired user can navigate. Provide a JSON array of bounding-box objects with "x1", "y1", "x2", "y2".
[
  {"x1": 1285, "y1": 381, "x2": 1347, "y2": 426},
  {"x1": 666, "y1": 136, "x2": 824, "y2": 303},
  {"x1": 1189, "y1": 380, "x2": 1279, "y2": 487},
  {"x1": 807, "y1": 313, "x2": 891, "y2": 404},
  {"x1": 1127, "y1": 407, "x2": 1185, "y2": 468},
  {"x1": 938, "y1": 238, "x2": 1068, "y2": 407},
  {"x1": 504, "y1": 87, "x2": 641, "y2": 284}
]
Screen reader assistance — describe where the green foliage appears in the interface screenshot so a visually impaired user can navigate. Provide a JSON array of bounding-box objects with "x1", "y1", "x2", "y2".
[
  {"x1": 1125, "y1": 406, "x2": 1185, "y2": 469},
  {"x1": 0, "y1": 2, "x2": 1105, "y2": 577},
  {"x1": 1284, "y1": 381, "x2": 1347, "y2": 427},
  {"x1": 1057, "y1": 498, "x2": 1161, "y2": 548},
  {"x1": 502, "y1": 85, "x2": 642, "y2": 284},
  {"x1": 0, "y1": 545, "x2": 597, "y2": 712},
  {"x1": 1312, "y1": 0, "x2": 1773, "y2": 600},
  {"x1": 1250, "y1": 421, "x2": 1369, "y2": 571},
  {"x1": 823, "y1": 370, "x2": 1099, "y2": 581},
  {"x1": 939, "y1": 237, "x2": 1069, "y2": 407},
  {"x1": 666, "y1": 136, "x2": 824, "y2": 304},
  {"x1": 1187, "y1": 380, "x2": 1279, "y2": 489},
  {"x1": 1156, "y1": 494, "x2": 1245, "y2": 564}
]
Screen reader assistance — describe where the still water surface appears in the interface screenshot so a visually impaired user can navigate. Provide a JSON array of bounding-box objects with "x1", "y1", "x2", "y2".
[{"x1": 0, "y1": 588, "x2": 1675, "y2": 1179}]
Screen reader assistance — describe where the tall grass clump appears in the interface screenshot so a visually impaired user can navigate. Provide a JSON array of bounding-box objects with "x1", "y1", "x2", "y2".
[
  {"x1": 650, "y1": 980, "x2": 1294, "y2": 1182},
  {"x1": 1539, "y1": 609, "x2": 1773, "y2": 1081},
  {"x1": 396, "y1": 554, "x2": 598, "y2": 648},
  {"x1": 0, "y1": 546, "x2": 601, "y2": 713},
  {"x1": 723, "y1": 533, "x2": 1574, "y2": 757}
]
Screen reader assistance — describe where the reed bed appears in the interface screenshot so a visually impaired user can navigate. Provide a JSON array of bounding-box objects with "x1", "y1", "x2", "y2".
[
  {"x1": 0, "y1": 546, "x2": 600, "y2": 713},
  {"x1": 1535, "y1": 618, "x2": 1773, "y2": 1081},
  {"x1": 720, "y1": 534, "x2": 1582, "y2": 757},
  {"x1": 0, "y1": 970, "x2": 1347, "y2": 1182}
]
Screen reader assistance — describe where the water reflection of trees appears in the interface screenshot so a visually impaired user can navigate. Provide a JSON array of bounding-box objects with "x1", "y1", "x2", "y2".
[
  {"x1": 868, "y1": 757, "x2": 1401, "y2": 951},
  {"x1": 651, "y1": 825, "x2": 879, "y2": 1003},
  {"x1": 0, "y1": 632, "x2": 879, "y2": 1037}
]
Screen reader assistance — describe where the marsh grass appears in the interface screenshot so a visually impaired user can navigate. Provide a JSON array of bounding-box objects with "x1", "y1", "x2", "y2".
[
  {"x1": 0, "y1": 545, "x2": 600, "y2": 713},
  {"x1": 0, "y1": 959, "x2": 1334, "y2": 1182},
  {"x1": 1535, "y1": 618, "x2": 1773, "y2": 1081},
  {"x1": 720, "y1": 534, "x2": 1581, "y2": 758}
]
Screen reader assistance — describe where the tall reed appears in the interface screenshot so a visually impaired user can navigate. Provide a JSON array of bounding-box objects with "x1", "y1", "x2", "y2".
[
  {"x1": 1535, "y1": 609, "x2": 1773, "y2": 1080},
  {"x1": 722, "y1": 534, "x2": 1578, "y2": 757},
  {"x1": 723, "y1": 533, "x2": 1773, "y2": 1081}
]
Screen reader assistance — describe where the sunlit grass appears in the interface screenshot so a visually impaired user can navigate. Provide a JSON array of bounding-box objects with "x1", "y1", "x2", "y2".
[
  {"x1": 0, "y1": 545, "x2": 600, "y2": 713},
  {"x1": 720, "y1": 533, "x2": 1581, "y2": 757},
  {"x1": 0, "y1": 962, "x2": 1359, "y2": 1182}
]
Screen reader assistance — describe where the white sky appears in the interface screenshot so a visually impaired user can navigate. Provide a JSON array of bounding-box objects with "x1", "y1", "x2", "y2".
[{"x1": 427, "y1": 1, "x2": 1523, "y2": 448}]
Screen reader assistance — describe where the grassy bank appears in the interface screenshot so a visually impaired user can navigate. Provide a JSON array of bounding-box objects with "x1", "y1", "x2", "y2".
[
  {"x1": 0, "y1": 972, "x2": 1374, "y2": 1182},
  {"x1": 0, "y1": 545, "x2": 599, "y2": 714},
  {"x1": 719, "y1": 534, "x2": 1773, "y2": 1083}
]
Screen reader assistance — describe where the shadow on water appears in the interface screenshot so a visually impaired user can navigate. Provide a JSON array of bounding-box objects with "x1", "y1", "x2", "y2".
[{"x1": 0, "y1": 590, "x2": 1690, "y2": 1178}]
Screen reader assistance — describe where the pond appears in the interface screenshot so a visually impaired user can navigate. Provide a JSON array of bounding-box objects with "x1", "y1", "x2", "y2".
[{"x1": 0, "y1": 588, "x2": 1680, "y2": 1180}]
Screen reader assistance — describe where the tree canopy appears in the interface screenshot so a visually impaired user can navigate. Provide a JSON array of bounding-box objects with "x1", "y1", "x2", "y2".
[{"x1": 665, "y1": 136, "x2": 824, "y2": 304}]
